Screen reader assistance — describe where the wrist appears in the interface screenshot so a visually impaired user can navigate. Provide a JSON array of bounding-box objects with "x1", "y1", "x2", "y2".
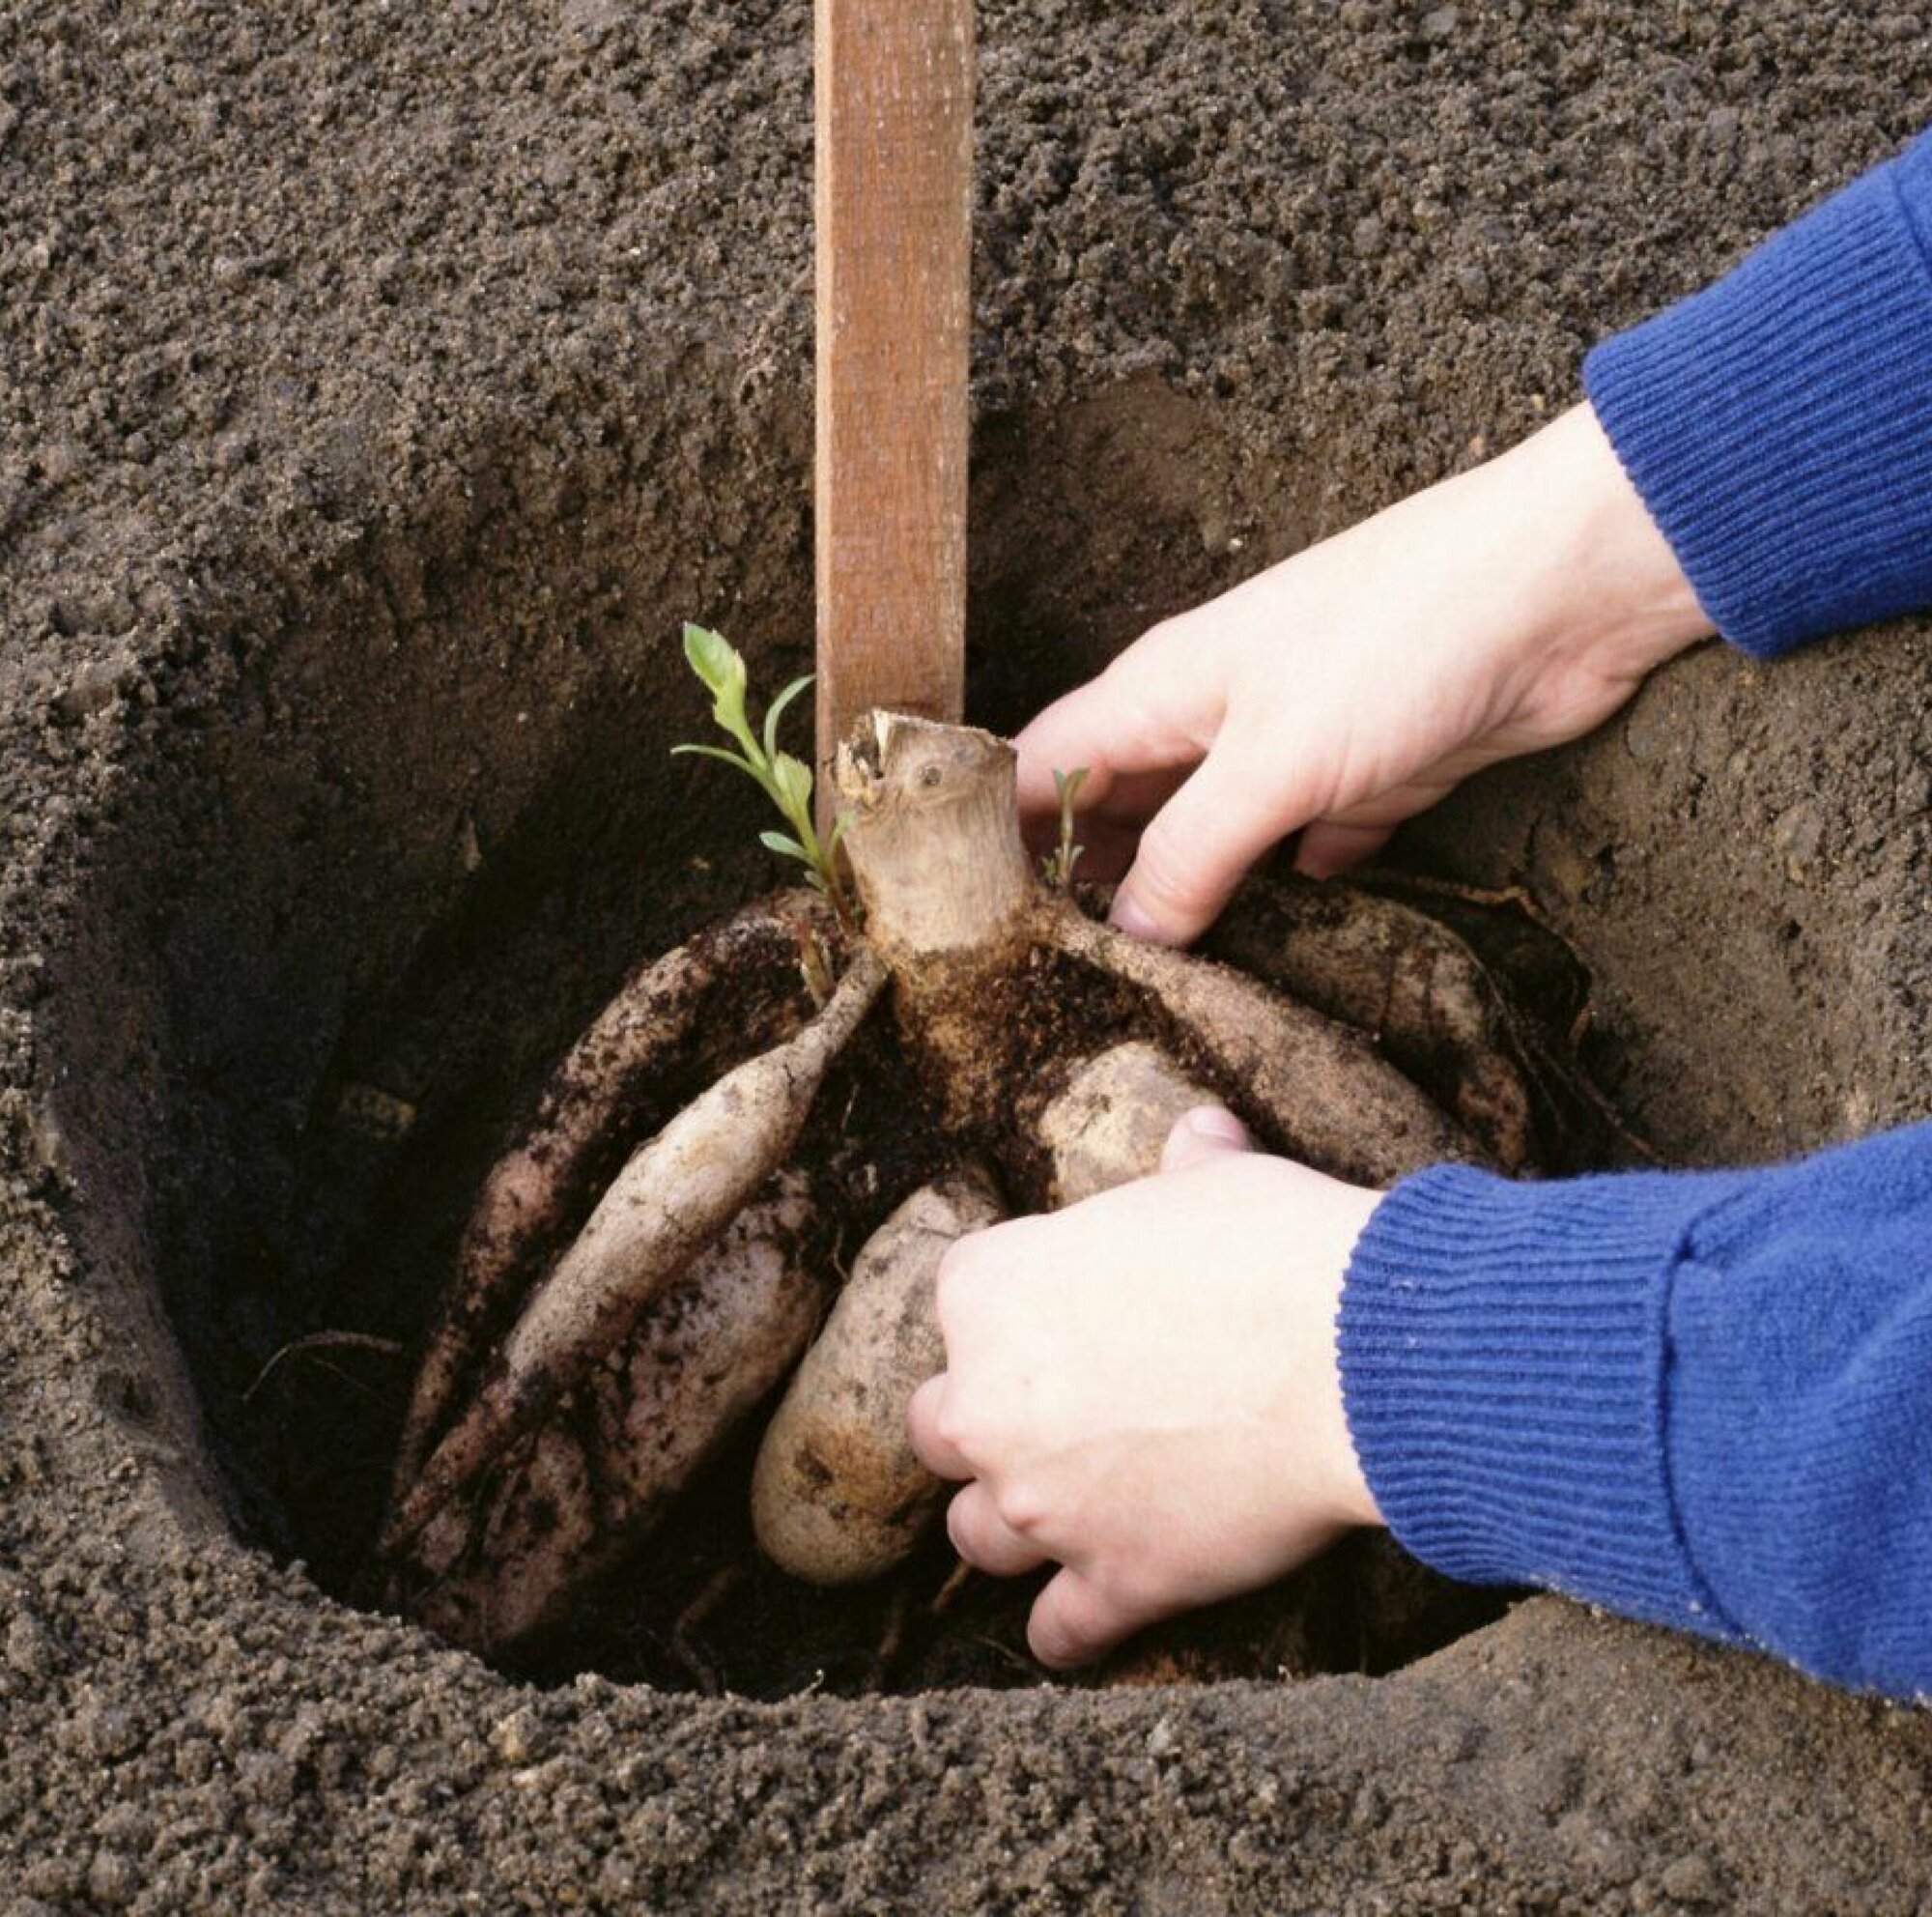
[
  {"x1": 1500, "y1": 401, "x2": 1715, "y2": 689},
  {"x1": 1316, "y1": 1183, "x2": 1386, "y2": 1533}
]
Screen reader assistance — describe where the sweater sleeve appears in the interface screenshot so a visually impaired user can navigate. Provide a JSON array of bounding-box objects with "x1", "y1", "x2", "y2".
[
  {"x1": 1338, "y1": 1124, "x2": 1932, "y2": 1701},
  {"x1": 1583, "y1": 129, "x2": 1932, "y2": 658}
]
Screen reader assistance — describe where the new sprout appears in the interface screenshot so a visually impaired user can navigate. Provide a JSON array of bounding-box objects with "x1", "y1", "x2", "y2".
[{"x1": 673, "y1": 623, "x2": 856, "y2": 930}]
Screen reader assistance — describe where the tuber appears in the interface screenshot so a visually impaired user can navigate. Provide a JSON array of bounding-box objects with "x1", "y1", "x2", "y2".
[
  {"x1": 752, "y1": 1165, "x2": 1005, "y2": 1585},
  {"x1": 400, "y1": 1170, "x2": 829, "y2": 1654}
]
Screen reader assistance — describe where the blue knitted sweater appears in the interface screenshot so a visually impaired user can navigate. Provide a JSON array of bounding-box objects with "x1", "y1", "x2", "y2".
[{"x1": 1338, "y1": 128, "x2": 1932, "y2": 1702}]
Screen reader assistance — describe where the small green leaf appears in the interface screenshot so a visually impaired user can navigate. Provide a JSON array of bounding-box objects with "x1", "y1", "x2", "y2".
[
  {"x1": 673, "y1": 625, "x2": 856, "y2": 930},
  {"x1": 762, "y1": 674, "x2": 813, "y2": 764},
  {"x1": 826, "y1": 809, "x2": 852, "y2": 856},
  {"x1": 1054, "y1": 765, "x2": 1091, "y2": 808},
  {"x1": 771, "y1": 750, "x2": 814, "y2": 824},
  {"x1": 682, "y1": 623, "x2": 741, "y2": 697},
  {"x1": 684, "y1": 623, "x2": 753, "y2": 751}
]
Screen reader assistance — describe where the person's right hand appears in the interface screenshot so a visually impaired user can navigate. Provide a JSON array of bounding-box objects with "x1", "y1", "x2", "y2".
[{"x1": 1016, "y1": 401, "x2": 1714, "y2": 946}]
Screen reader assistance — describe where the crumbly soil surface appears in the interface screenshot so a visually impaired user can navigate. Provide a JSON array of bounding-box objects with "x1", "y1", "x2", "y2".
[{"x1": 4, "y1": 1, "x2": 1932, "y2": 1908}]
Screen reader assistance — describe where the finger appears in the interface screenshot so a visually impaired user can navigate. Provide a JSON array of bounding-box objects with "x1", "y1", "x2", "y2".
[
  {"x1": 1014, "y1": 650, "x2": 1223, "y2": 825},
  {"x1": 906, "y1": 1376, "x2": 975, "y2": 1481},
  {"x1": 1028, "y1": 1565, "x2": 1142, "y2": 1670},
  {"x1": 1158, "y1": 1104, "x2": 1253, "y2": 1173},
  {"x1": 1291, "y1": 759, "x2": 1467, "y2": 876},
  {"x1": 1099, "y1": 765, "x2": 1192, "y2": 824},
  {"x1": 1293, "y1": 818, "x2": 1394, "y2": 879},
  {"x1": 946, "y1": 1482, "x2": 1052, "y2": 1578},
  {"x1": 1109, "y1": 732, "x2": 1288, "y2": 946}
]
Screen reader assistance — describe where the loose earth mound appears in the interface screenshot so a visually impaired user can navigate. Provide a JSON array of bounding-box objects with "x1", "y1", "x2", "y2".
[{"x1": 2, "y1": 1, "x2": 1931, "y2": 1907}]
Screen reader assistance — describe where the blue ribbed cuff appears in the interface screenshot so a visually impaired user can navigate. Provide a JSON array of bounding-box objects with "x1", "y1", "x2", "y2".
[
  {"x1": 1338, "y1": 1163, "x2": 1749, "y2": 1641},
  {"x1": 1584, "y1": 131, "x2": 1932, "y2": 658}
]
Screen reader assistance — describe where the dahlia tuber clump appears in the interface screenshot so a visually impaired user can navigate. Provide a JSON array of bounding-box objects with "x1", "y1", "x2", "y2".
[{"x1": 379, "y1": 708, "x2": 1601, "y2": 1658}]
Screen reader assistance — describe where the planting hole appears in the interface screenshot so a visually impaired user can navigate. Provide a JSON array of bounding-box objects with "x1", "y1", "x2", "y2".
[{"x1": 52, "y1": 380, "x2": 1895, "y2": 1698}]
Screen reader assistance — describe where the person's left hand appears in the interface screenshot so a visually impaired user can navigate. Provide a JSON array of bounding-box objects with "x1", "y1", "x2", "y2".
[{"x1": 906, "y1": 1106, "x2": 1386, "y2": 1668}]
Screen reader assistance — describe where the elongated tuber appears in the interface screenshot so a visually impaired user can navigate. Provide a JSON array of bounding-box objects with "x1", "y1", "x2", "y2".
[
  {"x1": 403, "y1": 1169, "x2": 829, "y2": 1654},
  {"x1": 384, "y1": 944, "x2": 885, "y2": 1554},
  {"x1": 392, "y1": 893, "x2": 832, "y2": 1493},
  {"x1": 1033, "y1": 1040, "x2": 1220, "y2": 1207},
  {"x1": 752, "y1": 1165, "x2": 1005, "y2": 1584},
  {"x1": 1202, "y1": 874, "x2": 1539, "y2": 1169}
]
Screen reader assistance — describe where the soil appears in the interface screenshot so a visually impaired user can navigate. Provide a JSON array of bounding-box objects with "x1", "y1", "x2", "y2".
[{"x1": 3, "y1": 0, "x2": 1931, "y2": 1908}]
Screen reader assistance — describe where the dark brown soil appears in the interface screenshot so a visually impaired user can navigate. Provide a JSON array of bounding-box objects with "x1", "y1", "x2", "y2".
[{"x1": 4, "y1": 1, "x2": 1932, "y2": 1908}]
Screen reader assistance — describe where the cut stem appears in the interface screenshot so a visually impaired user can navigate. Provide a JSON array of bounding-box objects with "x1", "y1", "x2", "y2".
[{"x1": 835, "y1": 711, "x2": 1035, "y2": 959}]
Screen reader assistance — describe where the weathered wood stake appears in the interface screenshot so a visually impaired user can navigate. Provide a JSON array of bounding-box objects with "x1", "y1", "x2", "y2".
[{"x1": 813, "y1": 0, "x2": 975, "y2": 803}]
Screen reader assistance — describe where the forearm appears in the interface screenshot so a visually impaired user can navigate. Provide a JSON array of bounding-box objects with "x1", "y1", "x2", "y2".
[
  {"x1": 1585, "y1": 128, "x2": 1932, "y2": 657},
  {"x1": 1339, "y1": 1125, "x2": 1932, "y2": 1699}
]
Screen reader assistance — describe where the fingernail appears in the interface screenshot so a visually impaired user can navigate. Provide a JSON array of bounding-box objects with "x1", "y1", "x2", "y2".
[
  {"x1": 1108, "y1": 891, "x2": 1162, "y2": 941},
  {"x1": 1179, "y1": 1104, "x2": 1249, "y2": 1148}
]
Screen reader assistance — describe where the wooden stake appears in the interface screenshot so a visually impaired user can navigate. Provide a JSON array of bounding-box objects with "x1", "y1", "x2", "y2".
[{"x1": 813, "y1": 0, "x2": 974, "y2": 797}]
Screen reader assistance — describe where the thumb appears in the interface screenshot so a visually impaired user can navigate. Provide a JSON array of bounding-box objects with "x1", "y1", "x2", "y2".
[{"x1": 1158, "y1": 1104, "x2": 1253, "y2": 1174}]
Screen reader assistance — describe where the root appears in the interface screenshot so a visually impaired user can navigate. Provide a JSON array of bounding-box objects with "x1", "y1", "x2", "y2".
[
  {"x1": 393, "y1": 893, "x2": 833, "y2": 1494},
  {"x1": 863, "y1": 1586, "x2": 915, "y2": 1694},
  {"x1": 393, "y1": 1171, "x2": 828, "y2": 1655},
  {"x1": 1359, "y1": 872, "x2": 1591, "y2": 1026},
  {"x1": 752, "y1": 1164, "x2": 1004, "y2": 1585},
  {"x1": 243, "y1": 1331, "x2": 406, "y2": 1406},
  {"x1": 669, "y1": 1563, "x2": 750, "y2": 1696},
  {"x1": 383, "y1": 946, "x2": 886, "y2": 1554},
  {"x1": 928, "y1": 1558, "x2": 974, "y2": 1617},
  {"x1": 1050, "y1": 909, "x2": 1481, "y2": 1185}
]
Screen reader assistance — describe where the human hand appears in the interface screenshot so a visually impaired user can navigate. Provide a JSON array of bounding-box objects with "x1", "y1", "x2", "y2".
[
  {"x1": 905, "y1": 1106, "x2": 1383, "y2": 1669},
  {"x1": 1016, "y1": 401, "x2": 1712, "y2": 944}
]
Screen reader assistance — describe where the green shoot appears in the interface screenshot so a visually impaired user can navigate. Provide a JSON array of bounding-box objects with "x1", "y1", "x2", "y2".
[
  {"x1": 1043, "y1": 766, "x2": 1091, "y2": 890},
  {"x1": 672, "y1": 624, "x2": 857, "y2": 930}
]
